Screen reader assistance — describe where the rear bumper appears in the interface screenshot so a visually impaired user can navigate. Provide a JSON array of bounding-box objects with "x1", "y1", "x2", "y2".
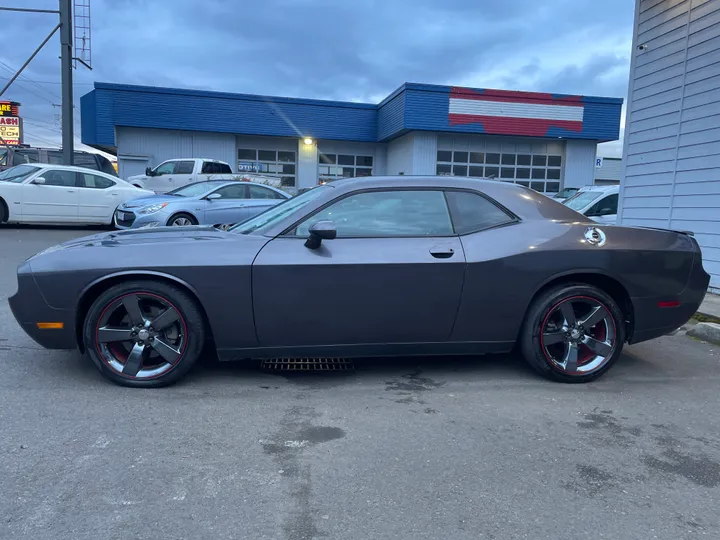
[
  {"x1": 8, "y1": 264, "x2": 77, "y2": 350},
  {"x1": 629, "y1": 250, "x2": 711, "y2": 344}
]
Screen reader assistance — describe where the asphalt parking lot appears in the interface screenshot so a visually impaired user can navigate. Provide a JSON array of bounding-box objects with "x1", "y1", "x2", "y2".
[{"x1": 1, "y1": 226, "x2": 719, "y2": 540}]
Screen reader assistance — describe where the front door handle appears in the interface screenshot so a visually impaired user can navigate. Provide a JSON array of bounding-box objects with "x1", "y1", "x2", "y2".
[{"x1": 429, "y1": 247, "x2": 454, "y2": 259}]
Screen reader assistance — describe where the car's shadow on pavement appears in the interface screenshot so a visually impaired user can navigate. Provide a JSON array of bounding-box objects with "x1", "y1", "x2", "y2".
[{"x1": 194, "y1": 351, "x2": 538, "y2": 388}]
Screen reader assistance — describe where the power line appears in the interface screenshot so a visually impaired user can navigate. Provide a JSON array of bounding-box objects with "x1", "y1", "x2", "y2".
[
  {"x1": 23, "y1": 130, "x2": 61, "y2": 147},
  {"x1": 0, "y1": 59, "x2": 62, "y2": 102},
  {"x1": 0, "y1": 76, "x2": 93, "y2": 86}
]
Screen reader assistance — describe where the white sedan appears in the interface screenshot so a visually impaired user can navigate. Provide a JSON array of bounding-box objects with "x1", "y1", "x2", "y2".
[{"x1": 0, "y1": 164, "x2": 153, "y2": 225}]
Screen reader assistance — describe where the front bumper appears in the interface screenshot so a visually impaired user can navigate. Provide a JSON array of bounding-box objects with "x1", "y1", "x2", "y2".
[
  {"x1": 8, "y1": 263, "x2": 77, "y2": 350},
  {"x1": 114, "y1": 208, "x2": 167, "y2": 229}
]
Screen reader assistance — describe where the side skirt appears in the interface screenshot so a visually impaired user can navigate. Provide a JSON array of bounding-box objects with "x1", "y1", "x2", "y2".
[{"x1": 216, "y1": 341, "x2": 516, "y2": 362}]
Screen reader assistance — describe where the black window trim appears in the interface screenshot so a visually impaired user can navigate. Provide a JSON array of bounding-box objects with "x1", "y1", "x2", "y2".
[{"x1": 280, "y1": 186, "x2": 520, "y2": 239}]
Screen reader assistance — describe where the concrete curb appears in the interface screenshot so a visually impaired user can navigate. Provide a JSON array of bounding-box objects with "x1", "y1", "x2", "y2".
[{"x1": 687, "y1": 322, "x2": 720, "y2": 346}]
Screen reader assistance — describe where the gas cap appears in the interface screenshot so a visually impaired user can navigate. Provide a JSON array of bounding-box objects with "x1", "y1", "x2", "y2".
[{"x1": 584, "y1": 227, "x2": 606, "y2": 246}]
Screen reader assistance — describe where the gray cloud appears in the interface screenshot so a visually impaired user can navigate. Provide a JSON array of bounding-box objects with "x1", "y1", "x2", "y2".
[{"x1": 0, "y1": 0, "x2": 633, "y2": 155}]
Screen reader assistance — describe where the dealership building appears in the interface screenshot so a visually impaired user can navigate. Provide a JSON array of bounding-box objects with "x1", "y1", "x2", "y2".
[{"x1": 81, "y1": 82, "x2": 622, "y2": 194}]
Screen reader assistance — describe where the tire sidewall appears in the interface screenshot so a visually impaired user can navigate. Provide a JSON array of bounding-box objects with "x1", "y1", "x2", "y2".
[
  {"x1": 83, "y1": 280, "x2": 205, "y2": 388},
  {"x1": 521, "y1": 284, "x2": 626, "y2": 383}
]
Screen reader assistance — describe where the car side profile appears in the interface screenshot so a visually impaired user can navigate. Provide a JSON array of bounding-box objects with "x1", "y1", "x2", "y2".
[
  {"x1": 114, "y1": 180, "x2": 290, "y2": 228},
  {"x1": 0, "y1": 164, "x2": 153, "y2": 226},
  {"x1": 9, "y1": 176, "x2": 709, "y2": 388}
]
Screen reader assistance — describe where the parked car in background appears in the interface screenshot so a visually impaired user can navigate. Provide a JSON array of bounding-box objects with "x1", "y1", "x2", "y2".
[
  {"x1": 10, "y1": 176, "x2": 709, "y2": 388},
  {"x1": 562, "y1": 185, "x2": 619, "y2": 224},
  {"x1": 114, "y1": 180, "x2": 289, "y2": 229},
  {"x1": 0, "y1": 146, "x2": 118, "y2": 176},
  {"x1": 0, "y1": 164, "x2": 152, "y2": 225},
  {"x1": 552, "y1": 187, "x2": 579, "y2": 200}
]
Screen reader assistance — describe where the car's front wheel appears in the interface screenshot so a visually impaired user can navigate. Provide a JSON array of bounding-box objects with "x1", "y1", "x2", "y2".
[
  {"x1": 167, "y1": 213, "x2": 198, "y2": 227},
  {"x1": 83, "y1": 280, "x2": 205, "y2": 387},
  {"x1": 520, "y1": 284, "x2": 625, "y2": 383}
]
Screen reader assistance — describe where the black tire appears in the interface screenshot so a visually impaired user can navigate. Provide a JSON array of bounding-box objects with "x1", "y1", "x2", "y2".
[
  {"x1": 520, "y1": 283, "x2": 625, "y2": 383},
  {"x1": 166, "y1": 212, "x2": 198, "y2": 227},
  {"x1": 83, "y1": 280, "x2": 206, "y2": 388},
  {"x1": 0, "y1": 197, "x2": 7, "y2": 223}
]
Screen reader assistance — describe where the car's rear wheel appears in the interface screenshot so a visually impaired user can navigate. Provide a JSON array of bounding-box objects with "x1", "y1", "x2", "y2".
[
  {"x1": 167, "y1": 213, "x2": 198, "y2": 227},
  {"x1": 520, "y1": 284, "x2": 625, "y2": 383},
  {"x1": 83, "y1": 281, "x2": 205, "y2": 387}
]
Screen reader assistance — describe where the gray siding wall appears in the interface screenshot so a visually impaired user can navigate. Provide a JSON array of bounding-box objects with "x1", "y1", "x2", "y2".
[
  {"x1": 595, "y1": 157, "x2": 624, "y2": 183},
  {"x1": 620, "y1": 0, "x2": 720, "y2": 289},
  {"x1": 564, "y1": 140, "x2": 599, "y2": 189},
  {"x1": 387, "y1": 133, "x2": 414, "y2": 175},
  {"x1": 412, "y1": 132, "x2": 439, "y2": 174}
]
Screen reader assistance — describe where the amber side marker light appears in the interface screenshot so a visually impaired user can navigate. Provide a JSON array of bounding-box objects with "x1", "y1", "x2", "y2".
[
  {"x1": 657, "y1": 301, "x2": 681, "y2": 308},
  {"x1": 36, "y1": 322, "x2": 64, "y2": 329}
]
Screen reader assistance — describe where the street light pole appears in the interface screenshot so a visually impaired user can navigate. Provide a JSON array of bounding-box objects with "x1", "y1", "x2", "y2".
[{"x1": 59, "y1": 0, "x2": 73, "y2": 165}]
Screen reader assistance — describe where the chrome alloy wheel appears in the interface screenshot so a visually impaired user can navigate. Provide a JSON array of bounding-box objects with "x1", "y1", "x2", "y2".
[
  {"x1": 171, "y1": 216, "x2": 193, "y2": 226},
  {"x1": 95, "y1": 293, "x2": 187, "y2": 379},
  {"x1": 539, "y1": 296, "x2": 616, "y2": 375}
]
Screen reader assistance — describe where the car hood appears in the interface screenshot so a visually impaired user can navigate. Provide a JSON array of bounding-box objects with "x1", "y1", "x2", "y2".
[
  {"x1": 120, "y1": 194, "x2": 184, "y2": 209},
  {"x1": 35, "y1": 225, "x2": 228, "y2": 255}
]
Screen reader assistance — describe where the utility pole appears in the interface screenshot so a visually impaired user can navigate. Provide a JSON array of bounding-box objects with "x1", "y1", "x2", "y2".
[{"x1": 59, "y1": 0, "x2": 73, "y2": 165}]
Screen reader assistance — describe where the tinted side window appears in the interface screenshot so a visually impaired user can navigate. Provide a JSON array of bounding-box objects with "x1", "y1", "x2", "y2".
[
  {"x1": 154, "y1": 162, "x2": 176, "y2": 175},
  {"x1": 296, "y1": 190, "x2": 453, "y2": 238},
  {"x1": 201, "y1": 161, "x2": 216, "y2": 174},
  {"x1": 248, "y1": 185, "x2": 282, "y2": 199},
  {"x1": 42, "y1": 169, "x2": 77, "y2": 187},
  {"x1": 218, "y1": 163, "x2": 232, "y2": 174},
  {"x1": 15, "y1": 149, "x2": 40, "y2": 164},
  {"x1": 600, "y1": 194, "x2": 618, "y2": 213},
  {"x1": 80, "y1": 173, "x2": 115, "y2": 189},
  {"x1": 98, "y1": 156, "x2": 118, "y2": 176},
  {"x1": 445, "y1": 191, "x2": 514, "y2": 234},
  {"x1": 47, "y1": 151, "x2": 63, "y2": 165},
  {"x1": 74, "y1": 153, "x2": 98, "y2": 169},
  {"x1": 175, "y1": 161, "x2": 195, "y2": 174},
  {"x1": 213, "y1": 184, "x2": 247, "y2": 199}
]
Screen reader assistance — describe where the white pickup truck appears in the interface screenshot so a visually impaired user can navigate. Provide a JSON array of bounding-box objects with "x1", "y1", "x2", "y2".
[{"x1": 127, "y1": 158, "x2": 283, "y2": 193}]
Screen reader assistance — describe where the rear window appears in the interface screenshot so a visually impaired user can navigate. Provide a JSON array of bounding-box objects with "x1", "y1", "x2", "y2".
[
  {"x1": 445, "y1": 191, "x2": 514, "y2": 234},
  {"x1": 218, "y1": 163, "x2": 232, "y2": 174}
]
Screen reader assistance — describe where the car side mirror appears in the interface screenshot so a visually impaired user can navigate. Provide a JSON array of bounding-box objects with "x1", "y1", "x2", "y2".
[
  {"x1": 304, "y1": 220, "x2": 337, "y2": 250},
  {"x1": 206, "y1": 193, "x2": 222, "y2": 200},
  {"x1": 33, "y1": 177, "x2": 46, "y2": 184}
]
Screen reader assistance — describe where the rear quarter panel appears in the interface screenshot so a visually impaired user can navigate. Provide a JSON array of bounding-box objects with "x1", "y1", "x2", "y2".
[{"x1": 451, "y1": 221, "x2": 696, "y2": 343}]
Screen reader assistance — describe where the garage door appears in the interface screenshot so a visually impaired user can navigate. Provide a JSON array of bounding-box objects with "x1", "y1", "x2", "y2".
[{"x1": 237, "y1": 148, "x2": 296, "y2": 188}]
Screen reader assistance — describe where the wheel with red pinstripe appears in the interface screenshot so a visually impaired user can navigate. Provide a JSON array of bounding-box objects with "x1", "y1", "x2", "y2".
[
  {"x1": 520, "y1": 284, "x2": 625, "y2": 383},
  {"x1": 83, "y1": 280, "x2": 205, "y2": 388}
]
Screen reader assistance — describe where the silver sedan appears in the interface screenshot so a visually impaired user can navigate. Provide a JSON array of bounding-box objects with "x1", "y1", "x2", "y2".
[{"x1": 114, "y1": 180, "x2": 290, "y2": 229}]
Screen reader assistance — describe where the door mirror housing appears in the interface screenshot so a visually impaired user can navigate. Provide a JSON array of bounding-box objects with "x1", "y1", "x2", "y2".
[
  {"x1": 33, "y1": 176, "x2": 46, "y2": 184},
  {"x1": 206, "y1": 193, "x2": 222, "y2": 200},
  {"x1": 145, "y1": 166, "x2": 155, "y2": 177},
  {"x1": 304, "y1": 220, "x2": 337, "y2": 249}
]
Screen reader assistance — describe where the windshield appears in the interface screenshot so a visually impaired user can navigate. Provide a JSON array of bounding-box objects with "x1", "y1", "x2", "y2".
[
  {"x1": 230, "y1": 185, "x2": 330, "y2": 234},
  {"x1": 0, "y1": 164, "x2": 39, "y2": 183},
  {"x1": 168, "y1": 181, "x2": 228, "y2": 197},
  {"x1": 563, "y1": 191, "x2": 603, "y2": 211}
]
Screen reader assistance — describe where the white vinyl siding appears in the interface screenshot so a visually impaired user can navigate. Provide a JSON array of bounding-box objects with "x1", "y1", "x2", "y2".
[{"x1": 621, "y1": 0, "x2": 720, "y2": 290}]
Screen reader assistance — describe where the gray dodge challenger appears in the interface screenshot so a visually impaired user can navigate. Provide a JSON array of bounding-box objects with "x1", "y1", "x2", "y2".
[{"x1": 9, "y1": 176, "x2": 709, "y2": 387}]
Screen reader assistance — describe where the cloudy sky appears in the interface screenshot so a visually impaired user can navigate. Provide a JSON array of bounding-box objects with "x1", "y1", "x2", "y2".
[{"x1": 1, "y1": 0, "x2": 634, "y2": 156}]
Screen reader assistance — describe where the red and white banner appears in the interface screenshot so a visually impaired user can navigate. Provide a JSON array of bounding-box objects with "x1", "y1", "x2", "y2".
[{"x1": 448, "y1": 87, "x2": 584, "y2": 136}]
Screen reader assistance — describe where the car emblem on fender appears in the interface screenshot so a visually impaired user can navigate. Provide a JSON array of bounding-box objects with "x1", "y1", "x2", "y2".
[{"x1": 584, "y1": 227, "x2": 606, "y2": 246}]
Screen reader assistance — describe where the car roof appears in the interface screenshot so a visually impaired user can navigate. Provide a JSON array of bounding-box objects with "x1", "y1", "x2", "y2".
[
  {"x1": 30, "y1": 163, "x2": 114, "y2": 175},
  {"x1": 318, "y1": 175, "x2": 587, "y2": 222}
]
